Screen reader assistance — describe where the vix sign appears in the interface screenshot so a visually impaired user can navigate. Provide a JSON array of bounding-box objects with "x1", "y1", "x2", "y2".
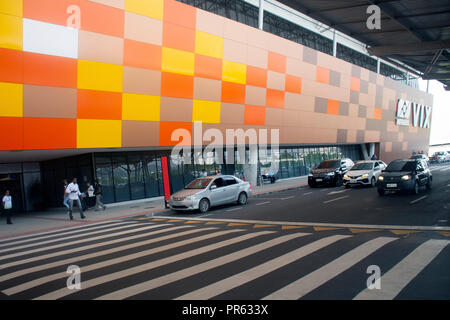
[{"x1": 396, "y1": 99, "x2": 431, "y2": 128}]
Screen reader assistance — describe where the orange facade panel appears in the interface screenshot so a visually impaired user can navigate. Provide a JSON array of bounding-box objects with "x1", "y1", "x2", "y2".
[
  {"x1": 268, "y1": 51, "x2": 287, "y2": 74},
  {"x1": 23, "y1": 118, "x2": 77, "y2": 150},
  {"x1": 316, "y1": 66, "x2": 330, "y2": 85},
  {"x1": 124, "y1": 39, "x2": 162, "y2": 70},
  {"x1": 0, "y1": 48, "x2": 23, "y2": 84},
  {"x1": 23, "y1": 52, "x2": 77, "y2": 88},
  {"x1": 350, "y1": 77, "x2": 361, "y2": 92},
  {"x1": 327, "y1": 99, "x2": 340, "y2": 115},
  {"x1": 79, "y1": 0, "x2": 124, "y2": 37},
  {"x1": 77, "y1": 89, "x2": 122, "y2": 120},
  {"x1": 246, "y1": 66, "x2": 267, "y2": 88},
  {"x1": 23, "y1": 0, "x2": 80, "y2": 27},
  {"x1": 285, "y1": 74, "x2": 302, "y2": 94},
  {"x1": 164, "y1": 0, "x2": 196, "y2": 30},
  {"x1": 195, "y1": 54, "x2": 222, "y2": 80},
  {"x1": 266, "y1": 89, "x2": 285, "y2": 109},
  {"x1": 163, "y1": 22, "x2": 195, "y2": 52},
  {"x1": 0, "y1": 117, "x2": 23, "y2": 150},
  {"x1": 244, "y1": 105, "x2": 266, "y2": 126},
  {"x1": 159, "y1": 121, "x2": 192, "y2": 146},
  {"x1": 221, "y1": 81, "x2": 246, "y2": 104},
  {"x1": 161, "y1": 72, "x2": 194, "y2": 99}
]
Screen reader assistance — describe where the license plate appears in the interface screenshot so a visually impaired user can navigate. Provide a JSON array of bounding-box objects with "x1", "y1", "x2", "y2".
[
  {"x1": 386, "y1": 183, "x2": 397, "y2": 188},
  {"x1": 350, "y1": 179, "x2": 357, "y2": 183},
  {"x1": 316, "y1": 178, "x2": 323, "y2": 182}
]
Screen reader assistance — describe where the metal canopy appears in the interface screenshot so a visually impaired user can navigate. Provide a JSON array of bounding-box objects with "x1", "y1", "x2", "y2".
[{"x1": 276, "y1": 0, "x2": 450, "y2": 90}]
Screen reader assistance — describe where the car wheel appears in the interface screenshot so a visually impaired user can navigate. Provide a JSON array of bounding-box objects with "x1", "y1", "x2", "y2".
[
  {"x1": 345, "y1": 184, "x2": 350, "y2": 189},
  {"x1": 198, "y1": 198, "x2": 210, "y2": 213},
  {"x1": 371, "y1": 177, "x2": 376, "y2": 187},
  {"x1": 237, "y1": 192, "x2": 248, "y2": 205},
  {"x1": 377, "y1": 188, "x2": 385, "y2": 196},
  {"x1": 426, "y1": 177, "x2": 432, "y2": 190},
  {"x1": 413, "y1": 181, "x2": 420, "y2": 195}
]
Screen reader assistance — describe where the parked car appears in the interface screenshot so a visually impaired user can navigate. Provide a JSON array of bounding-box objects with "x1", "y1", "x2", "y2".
[
  {"x1": 308, "y1": 158, "x2": 354, "y2": 187},
  {"x1": 429, "y1": 151, "x2": 450, "y2": 163},
  {"x1": 168, "y1": 175, "x2": 252, "y2": 213},
  {"x1": 343, "y1": 160, "x2": 387, "y2": 188},
  {"x1": 410, "y1": 154, "x2": 430, "y2": 166},
  {"x1": 377, "y1": 159, "x2": 432, "y2": 196}
]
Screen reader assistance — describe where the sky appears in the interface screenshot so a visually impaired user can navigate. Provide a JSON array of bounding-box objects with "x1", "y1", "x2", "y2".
[{"x1": 418, "y1": 79, "x2": 450, "y2": 145}]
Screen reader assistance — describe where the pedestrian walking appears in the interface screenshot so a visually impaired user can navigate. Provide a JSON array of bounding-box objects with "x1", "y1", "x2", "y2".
[
  {"x1": 200, "y1": 169, "x2": 207, "y2": 177},
  {"x1": 63, "y1": 179, "x2": 70, "y2": 213},
  {"x1": 94, "y1": 180, "x2": 106, "y2": 211},
  {"x1": 2, "y1": 190, "x2": 13, "y2": 225},
  {"x1": 66, "y1": 178, "x2": 85, "y2": 220}
]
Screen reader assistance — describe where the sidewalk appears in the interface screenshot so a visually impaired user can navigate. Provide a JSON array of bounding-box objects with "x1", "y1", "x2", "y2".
[{"x1": 0, "y1": 176, "x2": 308, "y2": 239}]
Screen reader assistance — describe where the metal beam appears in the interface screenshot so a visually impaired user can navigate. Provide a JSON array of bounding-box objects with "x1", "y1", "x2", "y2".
[
  {"x1": 367, "y1": 40, "x2": 450, "y2": 56},
  {"x1": 422, "y1": 73, "x2": 450, "y2": 80}
]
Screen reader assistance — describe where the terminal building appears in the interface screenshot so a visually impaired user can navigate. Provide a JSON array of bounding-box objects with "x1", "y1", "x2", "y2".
[{"x1": 0, "y1": 0, "x2": 442, "y2": 212}]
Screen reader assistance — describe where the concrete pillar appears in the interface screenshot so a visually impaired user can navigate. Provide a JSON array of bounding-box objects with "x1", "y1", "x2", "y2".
[
  {"x1": 258, "y1": 0, "x2": 264, "y2": 30},
  {"x1": 361, "y1": 144, "x2": 369, "y2": 160},
  {"x1": 369, "y1": 143, "x2": 375, "y2": 159},
  {"x1": 376, "y1": 58, "x2": 380, "y2": 74}
]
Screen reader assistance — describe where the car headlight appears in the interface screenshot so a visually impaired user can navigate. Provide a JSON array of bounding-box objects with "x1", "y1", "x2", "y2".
[
  {"x1": 378, "y1": 176, "x2": 384, "y2": 181},
  {"x1": 344, "y1": 175, "x2": 349, "y2": 179},
  {"x1": 327, "y1": 172, "x2": 335, "y2": 176},
  {"x1": 361, "y1": 173, "x2": 369, "y2": 179},
  {"x1": 308, "y1": 173, "x2": 313, "y2": 177},
  {"x1": 401, "y1": 175, "x2": 411, "y2": 181}
]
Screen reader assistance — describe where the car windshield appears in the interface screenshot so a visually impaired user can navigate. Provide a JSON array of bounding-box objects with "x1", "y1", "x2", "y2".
[
  {"x1": 350, "y1": 162, "x2": 373, "y2": 170},
  {"x1": 385, "y1": 161, "x2": 416, "y2": 172},
  {"x1": 434, "y1": 152, "x2": 444, "y2": 156},
  {"x1": 185, "y1": 178, "x2": 213, "y2": 189},
  {"x1": 317, "y1": 160, "x2": 340, "y2": 169}
]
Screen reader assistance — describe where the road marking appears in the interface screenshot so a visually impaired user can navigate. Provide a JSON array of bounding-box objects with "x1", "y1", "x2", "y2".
[
  {"x1": 303, "y1": 192, "x2": 313, "y2": 195},
  {"x1": 0, "y1": 220, "x2": 126, "y2": 245},
  {"x1": 0, "y1": 222, "x2": 145, "y2": 262},
  {"x1": 227, "y1": 223, "x2": 248, "y2": 226},
  {"x1": 185, "y1": 220, "x2": 203, "y2": 223},
  {"x1": 0, "y1": 221, "x2": 133, "y2": 250},
  {"x1": 328, "y1": 190, "x2": 348, "y2": 195},
  {"x1": 151, "y1": 216, "x2": 450, "y2": 232},
  {"x1": 349, "y1": 228, "x2": 381, "y2": 234},
  {"x1": 409, "y1": 196, "x2": 428, "y2": 205},
  {"x1": 256, "y1": 201, "x2": 271, "y2": 206},
  {"x1": 99, "y1": 232, "x2": 309, "y2": 300},
  {"x1": 323, "y1": 196, "x2": 349, "y2": 204},
  {"x1": 168, "y1": 219, "x2": 183, "y2": 222},
  {"x1": 205, "y1": 221, "x2": 225, "y2": 225},
  {"x1": 263, "y1": 237, "x2": 398, "y2": 300},
  {"x1": 176, "y1": 235, "x2": 350, "y2": 300},
  {"x1": 281, "y1": 196, "x2": 295, "y2": 200},
  {"x1": 34, "y1": 231, "x2": 271, "y2": 300},
  {"x1": 226, "y1": 207, "x2": 242, "y2": 212},
  {"x1": 354, "y1": 239, "x2": 449, "y2": 300},
  {"x1": 0, "y1": 224, "x2": 173, "y2": 271},
  {"x1": 437, "y1": 231, "x2": 450, "y2": 237},
  {"x1": 1, "y1": 226, "x2": 205, "y2": 293},
  {"x1": 254, "y1": 224, "x2": 275, "y2": 228},
  {"x1": 314, "y1": 227, "x2": 342, "y2": 231},
  {"x1": 282, "y1": 225, "x2": 308, "y2": 230},
  {"x1": 390, "y1": 230, "x2": 422, "y2": 235}
]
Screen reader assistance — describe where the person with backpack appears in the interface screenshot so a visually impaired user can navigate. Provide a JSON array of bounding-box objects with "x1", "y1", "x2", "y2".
[
  {"x1": 94, "y1": 180, "x2": 106, "y2": 211},
  {"x1": 2, "y1": 190, "x2": 13, "y2": 225}
]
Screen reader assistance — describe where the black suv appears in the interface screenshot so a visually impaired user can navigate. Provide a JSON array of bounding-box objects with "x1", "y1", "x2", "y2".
[
  {"x1": 377, "y1": 159, "x2": 432, "y2": 196},
  {"x1": 308, "y1": 158, "x2": 354, "y2": 187}
]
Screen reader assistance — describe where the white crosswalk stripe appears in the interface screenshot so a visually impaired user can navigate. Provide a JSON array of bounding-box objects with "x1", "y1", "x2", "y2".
[
  {"x1": 0, "y1": 220, "x2": 447, "y2": 300},
  {"x1": 99, "y1": 232, "x2": 313, "y2": 300},
  {"x1": 0, "y1": 220, "x2": 126, "y2": 245},
  {"x1": 176, "y1": 234, "x2": 350, "y2": 300},
  {"x1": 354, "y1": 239, "x2": 449, "y2": 300},
  {"x1": 0, "y1": 222, "x2": 157, "y2": 267},
  {"x1": 34, "y1": 230, "x2": 269, "y2": 300},
  {"x1": 0, "y1": 221, "x2": 136, "y2": 253},
  {"x1": 262, "y1": 237, "x2": 398, "y2": 300}
]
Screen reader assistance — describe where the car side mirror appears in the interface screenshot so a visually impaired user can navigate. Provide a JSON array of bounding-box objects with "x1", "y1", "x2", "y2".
[{"x1": 210, "y1": 185, "x2": 217, "y2": 190}]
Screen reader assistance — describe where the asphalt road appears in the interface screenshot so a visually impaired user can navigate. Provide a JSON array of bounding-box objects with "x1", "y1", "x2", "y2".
[
  {"x1": 0, "y1": 163, "x2": 448, "y2": 301},
  {"x1": 160, "y1": 162, "x2": 450, "y2": 227}
]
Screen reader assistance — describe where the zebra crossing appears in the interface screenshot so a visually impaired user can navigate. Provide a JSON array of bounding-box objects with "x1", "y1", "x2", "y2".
[{"x1": 0, "y1": 219, "x2": 448, "y2": 300}]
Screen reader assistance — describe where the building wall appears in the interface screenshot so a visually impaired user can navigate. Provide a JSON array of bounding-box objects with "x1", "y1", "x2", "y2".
[{"x1": 0, "y1": 0, "x2": 433, "y2": 163}]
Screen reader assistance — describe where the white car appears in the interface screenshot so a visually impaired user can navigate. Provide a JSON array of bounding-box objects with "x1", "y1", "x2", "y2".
[{"x1": 344, "y1": 160, "x2": 387, "y2": 188}]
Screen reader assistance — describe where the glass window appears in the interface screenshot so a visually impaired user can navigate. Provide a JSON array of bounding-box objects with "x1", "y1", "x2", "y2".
[
  {"x1": 113, "y1": 161, "x2": 130, "y2": 202},
  {"x1": 142, "y1": 153, "x2": 160, "y2": 198},
  {"x1": 170, "y1": 154, "x2": 185, "y2": 193},
  {"x1": 96, "y1": 162, "x2": 114, "y2": 204},
  {"x1": 128, "y1": 154, "x2": 145, "y2": 200}
]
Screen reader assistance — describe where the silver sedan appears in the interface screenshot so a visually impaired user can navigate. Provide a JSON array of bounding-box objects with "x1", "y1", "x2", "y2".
[{"x1": 168, "y1": 175, "x2": 252, "y2": 213}]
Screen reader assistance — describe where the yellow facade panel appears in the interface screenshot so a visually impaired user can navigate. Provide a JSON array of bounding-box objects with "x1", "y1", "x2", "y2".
[
  {"x1": 78, "y1": 60, "x2": 123, "y2": 93},
  {"x1": 222, "y1": 60, "x2": 246, "y2": 85},
  {"x1": 0, "y1": 13, "x2": 22, "y2": 50},
  {"x1": 0, "y1": 0, "x2": 23, "y2": 17},
  {"x1": 192, "y1": 100, "x2": 221, "y2": 124},
  {"x1": 125, "y1": 0, "x2": 164, "y2": 20},
  {"x1": 77, "y1": 119, "x2": 122, "y2": 148},
  {"x1": 122, "y1": 93, "x2": 160, "y2": 121},
  {"x1": 0, "y1": 82, "x2": 22, "y2": 117},
  {"x1": 161, "y1": 47, "x2": 195, "y2": 76},
  {"x1": 195, "y1": 30, "x2": 223, "y2": 59}
]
